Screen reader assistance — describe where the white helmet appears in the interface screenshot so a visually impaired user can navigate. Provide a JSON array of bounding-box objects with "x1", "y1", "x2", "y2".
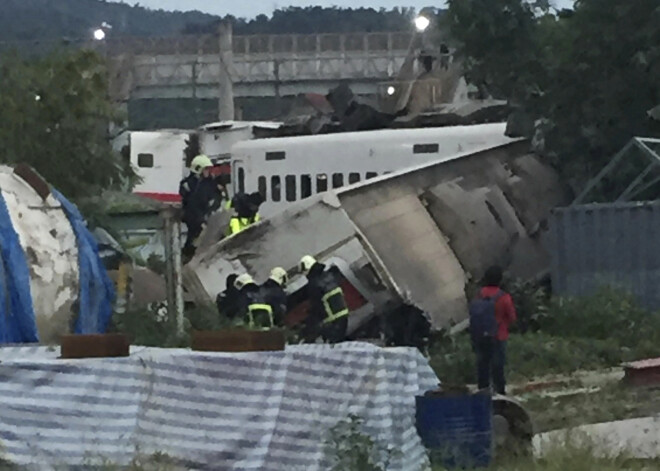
[
  {"x1": 270, "y1": 267, "x2": 288, "y2": 287},
  {"x1": 190, "y1": 154, "x2": 213, "y2": 175},
  {"x1": 234, "y1": 273, "x2": 254, "y2": 290},
  {"x1": 299, "y1": 255, "x2": 317, "y2": 275}
]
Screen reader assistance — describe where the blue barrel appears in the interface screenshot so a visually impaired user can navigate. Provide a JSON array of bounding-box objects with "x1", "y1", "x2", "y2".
[{"x1": 415, "y1": 392, "x2": 493, "y2": 468}]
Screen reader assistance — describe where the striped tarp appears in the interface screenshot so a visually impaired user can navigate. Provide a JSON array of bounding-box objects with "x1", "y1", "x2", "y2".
[{"x1": 0, "y1": 342, "x2": 438, "y2": 470}]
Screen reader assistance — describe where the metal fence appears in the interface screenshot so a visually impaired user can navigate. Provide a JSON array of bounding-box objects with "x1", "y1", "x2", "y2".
[{"x1": 549, "y1": 201, "x2": 660, "y2": 310}]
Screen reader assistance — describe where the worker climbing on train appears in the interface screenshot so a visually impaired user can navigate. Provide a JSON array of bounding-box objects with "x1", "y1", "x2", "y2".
[
  {"x1": 261, "y1": 267, "x2": 289, "y2": 326},
  {"x1": 226, "y1": 192, "x2": 265, "y2": 236},
  {"x1": 180, "y1": 155, "x2": 225, "y2": 258},
  {"x1": 299, "y1": 255, "x2": 350, "y2": 343},
  {"x1": 179, "y1": 154, "x2": 211, "y2": 210},
  {"x1": 234, "y1": 274, "x2": 275, "y2": 330}
]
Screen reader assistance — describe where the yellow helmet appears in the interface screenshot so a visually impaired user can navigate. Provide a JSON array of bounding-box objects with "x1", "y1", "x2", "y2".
[
  {"x1": 190, "y1": 154, "x2": 213, "y2": 175},
  {"x1": 234, "y1": 273, "x2": 254, "y2": 290},
  {"x1": 270, "y1": 267, "x2": 288, "y2": 287},
  {"x1": 299, "y1": 255, "x2": 317, "y2": 275}
]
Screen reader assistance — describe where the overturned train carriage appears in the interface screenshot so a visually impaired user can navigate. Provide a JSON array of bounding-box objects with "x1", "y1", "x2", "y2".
[{"x1": 184, "y1": 140, "x2": 568, "y2": 333}]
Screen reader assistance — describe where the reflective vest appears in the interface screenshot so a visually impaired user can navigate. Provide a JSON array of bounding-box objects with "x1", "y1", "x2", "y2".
[
  {"x1": 244, "y1": 288, "x2": 274, "y2": 330},
  {"x1": 316, "y1": 271, "x2": 349, "y2": 324},
  {"x1": 228, "y1": 213, "x2": 261, "y2": 236}
]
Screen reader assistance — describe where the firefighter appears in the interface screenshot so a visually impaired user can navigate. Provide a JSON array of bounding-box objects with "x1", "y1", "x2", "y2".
[
  {"x1": 179, "y1": 154, "x2": 212, "y2": 211},
  {"x1": 216, "y1": 274, "x2": 240, "y2": 320},
  {"x1": 226, "y1": 192, "x2": 264, "y2": 236},
  {"x1": 299, "y1": 255, "x2": 349, "y2": 344},
  {"x1": 234, "y1": 274, "x2": 274, "y2": 330},
  {"x1": 181, "y1": 155, "x2": 224, "y2": 257},
  {"x1": 261, "y1": 267, "x2": 288, "y2": 326}
]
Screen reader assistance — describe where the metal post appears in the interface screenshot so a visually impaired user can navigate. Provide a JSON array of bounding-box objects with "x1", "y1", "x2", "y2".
[
  {"x1": 218, "y1": 21, "x2": 235, "y2": 121},
  {"x1": 172, "y1": 217, "x2": 184, "y2": 337},
  {"x1": 114, "y1": 257, "x2": 131, "y2": 317},
  {"x1": 162, "y1": 207, "x2": 184, "y2": 337}
]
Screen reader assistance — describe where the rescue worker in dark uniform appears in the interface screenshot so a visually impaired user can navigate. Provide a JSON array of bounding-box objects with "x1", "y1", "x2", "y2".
[
  {"x1": 179, "y1": 155, "x2": 210, "y2": 214},
  {"x1": 216, "y1": 274, "x2": 240, "y2": 320},
  {"x1": 234, "y1": 274, "x2": 274, "y2": 330},
  {"x1": 226, "y1": 192, "x2": 265, "y2": 236},
  {"x1": 180, "y1": 155, "x2": 224, "y2": 258},
  {"x1": 299, "y1": 255, "x2": 349, "y2": 344},
  {"x1": 261, "y1": 267, "x2": 288, "y2": 326}
]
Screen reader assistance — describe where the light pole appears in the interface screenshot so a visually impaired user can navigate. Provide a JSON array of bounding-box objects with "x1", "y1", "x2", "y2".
[
  {"x1": 93, "y1": 22, "x2": 112, "y2": 43},
  {"x1": 414, "y1": 15, "x2": 431, "y2": 34},
  {"x1": 388, "y1": 14, "x2": 433, "y2": 113}
]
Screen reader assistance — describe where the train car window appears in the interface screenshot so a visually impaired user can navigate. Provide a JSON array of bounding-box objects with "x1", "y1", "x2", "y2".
[
  {"x1": 301, "y1": 175, "x2": 312, "y2": 198},
  {"x1": 271, "y1": 176, "x2": 281, "y2": 202},
  {"x1": 265, "y1": 151, "x2": 286, "y2": 161},
  {"x1": 258, "y1": 176, "x2": 267, "y2": 199},
  {"x1": 238, "y1": 168, "x2": 245, "y2": 193},
  {"x1": 316, "y1": 174, "x2": 328, "y2": 193},
  {"x1": 366, "y1": 172, "x2": 378, "y2": 179},
  {"x1": 332, "y1": 173, "x2": 344, "y2": 188},
  {"x1": 349, "y1": 173, "x2": 360, "y2": 184},
  {"x1": 413, "y1": 143, "x2": 439, "y2": 154},
  {"x1": 285, "y1": 175, "x2": 296, "y2": 202},
  {"x1": 137, "y1": 153, "x2": 153, "y2": 168}
]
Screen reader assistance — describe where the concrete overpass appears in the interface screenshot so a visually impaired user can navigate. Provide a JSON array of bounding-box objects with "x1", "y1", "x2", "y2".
[{"x1": 107, "y1": 31, "x2": 416, "y2": 103}]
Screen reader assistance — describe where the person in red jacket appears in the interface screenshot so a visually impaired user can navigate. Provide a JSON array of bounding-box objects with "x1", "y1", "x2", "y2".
[{"x1": 477, "y1": 265, "x2": 517, "y2": 395}]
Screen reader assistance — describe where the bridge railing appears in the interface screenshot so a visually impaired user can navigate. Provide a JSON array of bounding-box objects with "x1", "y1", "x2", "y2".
[
  {"x1": 106, "y1": 32, "x2": 413, "y2": 56},
  {"x1": 0, "y1": 32, "x2": 414, "y2": 58}
]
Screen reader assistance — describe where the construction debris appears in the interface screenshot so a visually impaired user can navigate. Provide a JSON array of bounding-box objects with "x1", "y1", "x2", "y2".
[{"x1": 623, "y1": 357, "x2": 660, "y2": 387}]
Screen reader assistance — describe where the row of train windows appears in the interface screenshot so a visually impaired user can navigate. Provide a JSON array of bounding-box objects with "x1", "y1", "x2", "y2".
[{"x1": 258, "y1": 172, "x2": 382, "y2": 202}]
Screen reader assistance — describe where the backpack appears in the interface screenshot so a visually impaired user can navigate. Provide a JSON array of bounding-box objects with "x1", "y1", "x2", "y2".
[{"x1": 469, "y1": 290, "x2": 503, "y2": 339}]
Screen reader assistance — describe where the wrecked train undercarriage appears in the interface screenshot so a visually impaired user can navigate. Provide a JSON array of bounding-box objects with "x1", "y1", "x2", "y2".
[{"x1": 183, "y1": 140, "x2": 568, "y2": 346}]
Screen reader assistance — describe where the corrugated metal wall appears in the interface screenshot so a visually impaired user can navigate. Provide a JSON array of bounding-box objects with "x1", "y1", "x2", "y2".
[{"x1": 549, "y1": 202, "x2": 660, "y2": 310}]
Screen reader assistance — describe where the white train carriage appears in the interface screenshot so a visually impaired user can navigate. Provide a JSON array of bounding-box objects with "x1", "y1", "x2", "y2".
[{"x1": 230, "y1": 122, "x2": 516, "y2": 217}]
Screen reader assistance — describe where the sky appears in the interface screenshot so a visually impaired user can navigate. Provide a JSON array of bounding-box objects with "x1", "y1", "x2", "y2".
[{"x1": 113, "y1": 0, "x2": 574, "y2": 18}]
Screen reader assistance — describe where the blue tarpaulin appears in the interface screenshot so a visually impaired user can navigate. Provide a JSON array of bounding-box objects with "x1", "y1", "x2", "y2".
[
  {"x1": 0, "y1": 192, "x2": 39, "y2": 343},
  {"x1": 52, "y1": 190, "x2": 115, "y2": 334}
]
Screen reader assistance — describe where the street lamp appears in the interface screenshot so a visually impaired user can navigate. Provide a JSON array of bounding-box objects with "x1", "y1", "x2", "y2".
[
  {"x1": 93, "y1": 22, "x2": 112, "y2": 41},
  {"x1": 414, "y1": 15, "x2": 431, "y2": 33},
  {"x1": 387, "y1": 86, "x2": 396, "y2": 96}
]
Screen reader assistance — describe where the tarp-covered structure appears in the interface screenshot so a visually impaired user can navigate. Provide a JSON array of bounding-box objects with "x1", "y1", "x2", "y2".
[
  {"x1": 0, "y1": 165, "x2": 114, "y2": 343},
  {"x1": 0, "y1": 343, "x2": 437, "y2": 470}
]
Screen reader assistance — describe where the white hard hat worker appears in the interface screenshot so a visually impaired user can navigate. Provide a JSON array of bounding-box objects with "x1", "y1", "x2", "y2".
[
  {"x1": 234, "y1": 273, "x2": 255, "y2": 291},
  {"x1": 190, "y1": 154, "x2": 213, "y2": 176},
  {"x1": 299, "y1": 255, "x2": 317, "y2": 276},
  {"x1": 270, "y1": 267, "x2": 288, "y2": 287}
]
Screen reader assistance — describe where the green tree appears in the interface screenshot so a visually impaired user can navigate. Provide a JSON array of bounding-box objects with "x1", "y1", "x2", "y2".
[
  {"x1": 447, "y1": 0, "x2": 660, "y2": 193},
  {"x1": 0, "y1": 49, "x2": 136, "y2": 200}
]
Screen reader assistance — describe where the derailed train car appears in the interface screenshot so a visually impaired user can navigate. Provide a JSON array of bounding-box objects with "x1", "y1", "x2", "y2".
[{"x1": 183, "y1": 140, "x2": 568, "y2": 339}]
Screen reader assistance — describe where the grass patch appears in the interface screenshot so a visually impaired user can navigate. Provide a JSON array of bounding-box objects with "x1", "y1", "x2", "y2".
[
  {"x1": 430, "y1": 286, "x2": 660, "y2": 386},
  {"x1": 523, "y1": 383, "x2": 660, "y2": 433},
  {"x1": 428, "y1": 332, "x2": 640, "y2": 386},
  {"x1": 431, "y1": 440, "x2": 660, "y2": 470}
]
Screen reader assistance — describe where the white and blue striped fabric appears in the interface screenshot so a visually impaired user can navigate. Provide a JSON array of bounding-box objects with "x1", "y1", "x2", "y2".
[{"x1": 0, "y1": 342, "x2": 438, "y2": 470}]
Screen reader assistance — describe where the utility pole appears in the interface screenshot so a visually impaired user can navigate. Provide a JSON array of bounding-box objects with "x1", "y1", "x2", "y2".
[
  {"x1": 218, "y1": 21, "x2": 235, "y2": 121},
  {"x1": 162, "y1": 207, "x2": 184, "y2": 338}
]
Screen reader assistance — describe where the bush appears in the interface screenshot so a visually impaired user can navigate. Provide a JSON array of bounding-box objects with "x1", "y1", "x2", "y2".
[
  {"x1": 506, "y1": 278, "x2": 550, "y2": 334},
  {"x1": 324, "y1": 415, "x2": 399, "y2": 471},
  {"x1": 541, "y1": 286, "x2": 660, "y2": 347}
]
